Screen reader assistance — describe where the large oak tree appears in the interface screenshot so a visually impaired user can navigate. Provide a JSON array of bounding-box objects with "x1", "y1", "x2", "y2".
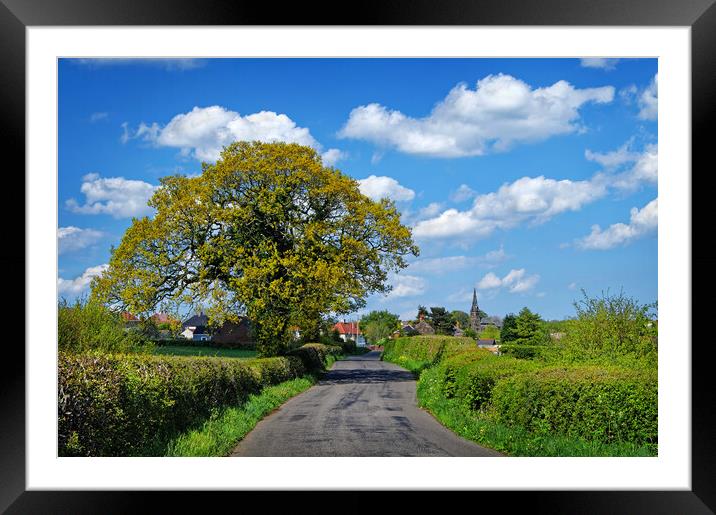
[{"x1": 91, "y1": 141, "x2": 418, "y2": 355}]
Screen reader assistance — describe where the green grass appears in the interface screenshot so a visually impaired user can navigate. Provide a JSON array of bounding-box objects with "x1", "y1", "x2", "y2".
[
  {"x1": 417, "y1": 370, "x2": 657, "y2": 457},
  {"x1": 165, "y1": 376, "x2": 316, "y2": 457},
  {"x1": 154, "y1": 345, "x2": 258, "y2": 359}
]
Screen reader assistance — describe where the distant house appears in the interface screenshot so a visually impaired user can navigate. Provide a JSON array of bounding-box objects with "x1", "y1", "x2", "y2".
[
  {"x1": 151, "y1": 312, "x2": 178, "y2": 325},
  {"x1": 181, "y1": 312, "x2": 211, "y2": 341},
  {"x1": 121, "y1": 312, "x2": 139, "y2": 328},
  {"x1": 333, "y1": 321, "x2": 366, "y2": 346},
  {"x1": 212, "y1": 318, "x2": 254, "y2": 347},
  {"x1": 414, "y1": 315, "x2": 435, "y2": 336},
  {"x1": 477, "y1": 338, "x2": 497, "y2": 348}
]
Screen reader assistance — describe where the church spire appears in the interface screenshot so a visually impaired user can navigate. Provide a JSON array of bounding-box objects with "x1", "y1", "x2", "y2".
[{"x1": 470, "y1": 288, "x2": 481, "y2": 332}]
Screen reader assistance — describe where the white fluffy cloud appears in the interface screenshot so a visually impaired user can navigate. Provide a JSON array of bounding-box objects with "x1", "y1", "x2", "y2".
[
  {"x1": 638, "y1": 74, "x2": 658, "y2": 121},
  {"x1": 477, "y1": 268, "x2": 540, "y2": 293},
  {"x1": 66, "y1": 173, "x2": 157, "y2": 219},
  {"x1": 125, "y1": 105, "x2": 342, "y2": 164},
  {"x1": 580, "y1": 58, "x2": 620, "y2": 70},
  {"x1": 320, "y1": 148, "x2": 346, "y2": 166},
  {"x1": 450, "y1": 184, "x2": 477, "y2": 202},
  {"x1": 413, "y1": 175, "x2": 606, "y2": 240},
  {"x1": 414, "y1": 143, "x2": 656, "y2": 243},
  {"x1": 58, "y1": 226, "x2": 104, "y2": 254},
  {"x1": 408, "y1": 246, "x2": 508, "y2": 275},
  {"x1": 576, "y1": 198, "x2": 658, "y2": 250},
  {"x1": 591, "y1": 143, "x2": 657, "y2": 192},
  {"x1": 58, "y1": 264, "x2": 109, "y2": 296},
  {"x1": 357, "y1": 175, "x2": 415, "y2": 202},
  {"x1": 386, "y1": 274, "x2": 427, "y2": 298},
  {"x1": 339, "y1": 74, "x2": 614, "y2": 157}
]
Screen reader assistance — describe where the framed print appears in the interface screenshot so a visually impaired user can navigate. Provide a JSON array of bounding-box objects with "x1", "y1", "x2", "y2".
[{"x1": 4, "y1": 0, "x2": 714, "y2": 512}]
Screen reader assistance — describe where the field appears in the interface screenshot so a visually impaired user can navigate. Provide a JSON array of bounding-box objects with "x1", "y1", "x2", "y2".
[{"x1": 153, "y1": 345, "x2": 258, "y2": 359}]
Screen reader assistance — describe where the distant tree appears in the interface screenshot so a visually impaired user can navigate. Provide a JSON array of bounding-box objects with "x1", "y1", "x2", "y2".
[
  {"x1": 451, "y1": 310, "x2": 470, "y2": 330},
  {"x1": 463, "y1": 328, "x2": 478, "y2": 339},
  {"x1": 417, "y1": 305, "x2": 429, "y2": 320},
  {"x1": 500, "y1": 313, "x2": 518, "y2": 343},
  {"x1": 427, "y1": 307, "x2": 454, "y2": 335},
  {"x1": 513, "y1": 307, "x2": 547, "y2": 346},
  {"x1": 360, "y1": 310, "x2": 400, "y2": 344}
]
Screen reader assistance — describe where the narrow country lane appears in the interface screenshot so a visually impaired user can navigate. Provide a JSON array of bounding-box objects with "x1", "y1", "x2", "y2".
[{"x1": 231, "y1": 351, "x2": 503, "y2": 457}]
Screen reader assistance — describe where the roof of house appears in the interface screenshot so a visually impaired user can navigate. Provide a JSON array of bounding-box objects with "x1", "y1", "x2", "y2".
[
  {"x1": 334, "y1": 322, "x2": 361, "y2": 335},
  {"x1": 151, "y1": 312, "x2": 177, "y2": 324},
  {"x1": 121, "y1": 312, "x2": 138, "y2": 322},
  {"x1": 183, "y1": 313, "x2": 209, "y2": 329},
  {"x1": 477, "y1": 338, "x2": 496, "y2": 346}
]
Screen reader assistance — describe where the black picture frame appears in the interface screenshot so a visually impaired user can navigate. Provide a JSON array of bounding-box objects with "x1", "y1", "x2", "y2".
[{"x1": 3, "y1": 0, "x2": 713, "y2": 512}]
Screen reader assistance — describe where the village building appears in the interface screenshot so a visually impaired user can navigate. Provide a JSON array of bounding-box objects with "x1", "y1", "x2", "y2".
[
  {"x1": 181, "y1": 312, "x2": 211, "y2": 341},
  {"x1": 333, "y1": 321, "x2": 366, "y2": 346},
  {"x1": 414, "y1": 313, "x2": 435, "y2": 335}
]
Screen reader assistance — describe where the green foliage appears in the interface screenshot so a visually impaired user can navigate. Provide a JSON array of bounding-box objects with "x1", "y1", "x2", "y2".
[
  {"x1": 500, "y1": 314, "x2": 518, "y2": 343},
  {"x1": 416, "y1": 366, "x2": 656, "y2": 456},
  {"x1": 556, "y1": 289, "x2": 657, "y2": 366},
  {"x1": 58, "y1": 351, "x2": 309, "y2": 456},
  {"x1": 382, "y1": 335, "x2": 479, "y2": 368},
  {"x1": 58, "y1": 297, "x2": 153, "y2": 354},
  {"x1": 337, "y1": 338, "x2": 357, "y2": 355},
  {"x1": 450, "y1": 310, "x2": 470, "y2": 330},
  {"x1": 360, "y1": 310, "x2": 400, "y2": 343},
  {"x1": 513, "y1": 307, "x2": 548, "y2": 345},
  {"x1": 492, "y1": 366, "x2": 657, "y2": 446},
  {"x1": 417, "y1": 305, "x2": 428, "y2": 320},
  {"x1": 479, "y1": 325, "x2": 500, "y2": 340},
  {"x1": 92, "y1": 141, "x2": 418, "y2": 356},
  {"x1": 165, "y1": 376, "x2": 316, "y2": 457},
  {"x1": 427, "y1": 307, "x2": 454, "y2": 335},
  {"x1": 153, "y1": 345, "x2": 257, "y2": 359},
  {"x1": 463, "y1": 328, "x2": 478, "y2": 339},
  {"x1": 435, "y1": 354, "x2": 540, "y2": 411},
  {"x1": 287, "y1": 343, "x2": 342, "y2": 373}
]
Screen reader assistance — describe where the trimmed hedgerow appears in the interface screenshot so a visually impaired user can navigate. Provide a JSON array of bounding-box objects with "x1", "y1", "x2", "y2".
[
  {"x1": 437, "y1": 354, "x2": 541, "y2": 411},
  {"x1": 287, "y1": 343, "x2": 342, "y2": 372},
  {"x1": 382, "y1": 335, "x2": 478, "y2": 369},
  {"x1": 58, "y1": 351, "x2": 308, "y2": 457},
  {"x1": 492, "y1": 366, "x2": 657, "y2": 446}
]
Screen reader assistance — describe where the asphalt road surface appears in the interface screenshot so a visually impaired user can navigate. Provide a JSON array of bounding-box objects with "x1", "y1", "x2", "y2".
[{"x1": 231, "y1": 351, "x2": 503, "y2": 457}]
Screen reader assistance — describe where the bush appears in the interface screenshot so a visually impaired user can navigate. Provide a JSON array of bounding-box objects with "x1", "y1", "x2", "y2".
[
  {"x1": 492, "y1": 366, "x2": 657, "y2": 445},
  {"x1": 382, "y1": 335, "x2": 479, "y2": 366},
  {"x1": 58, "y1": 352, "x2": 308, "y2": 456},
  {"x1": 58, "y1": 297, "x2": 153, "y2": 354},
  {"x1": 338, "y1": 338, "x2": 357, "y2": 355},
  {"x1": 558, "y1": 290, "x2": 657, "y2": 366},
  {"x1": 287, "y1": 343, "x2": 342, "y2": 373},
  {"x1": 436, "y1": 354, "x2": 540, "y2": 411}
]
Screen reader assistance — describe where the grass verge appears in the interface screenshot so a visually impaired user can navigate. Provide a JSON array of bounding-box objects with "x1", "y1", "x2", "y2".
[
  {"x1": 417, "y1": 375, "x2": 657, "y2": 457},
  {"x1": 154, "y1": 345, "x2": 257, "y2": 359},
  {"x1": 165, "y1": 376, "x2": 316, "y2": 457}
]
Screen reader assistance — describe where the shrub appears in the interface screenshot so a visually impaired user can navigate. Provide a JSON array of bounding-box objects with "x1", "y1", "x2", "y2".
[
  {"x1": 492, "y1": 365, "x2": 657, "y2": 445},
  {"x1": 436, "y1": 354, "x2": 540, "y2": 411},
  {"x1": 58, "y1": 297, "x2": 153, "y2": 354},
  {"x1": 558, "y1": 289, "x2": 657, "y2": 366},
  {"x1": 338, "y1": 338, "x2": 357, "y2": 355},
  {"x1": 382, "y1": 335, "x2": 479, "y2": 366},
  {"x1": 287, "y1": 343, "x2": 342, "y2": 372}
]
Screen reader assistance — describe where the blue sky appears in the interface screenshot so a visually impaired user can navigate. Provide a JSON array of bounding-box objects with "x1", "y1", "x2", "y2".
[{"x1": 58, "y1": 58, "x2": 658, "y2": 321}]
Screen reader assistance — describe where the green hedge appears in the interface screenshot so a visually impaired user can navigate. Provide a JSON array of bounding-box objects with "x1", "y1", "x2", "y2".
[
  {"x1": 437, "y1": 354, "x2": 540, "y2": 410},
  {"x1": 58, "y1": 351, "x2": 311, "y2": 456},
  {"x1": 492, "y1": 366, "x2": 657, "y2": 445},
  {"x1": 288, "y1": 343, "x2": 342, "y2": 372},
  {"x1": 382, "y1": 336, "x2": 479, "y2": 366}
]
